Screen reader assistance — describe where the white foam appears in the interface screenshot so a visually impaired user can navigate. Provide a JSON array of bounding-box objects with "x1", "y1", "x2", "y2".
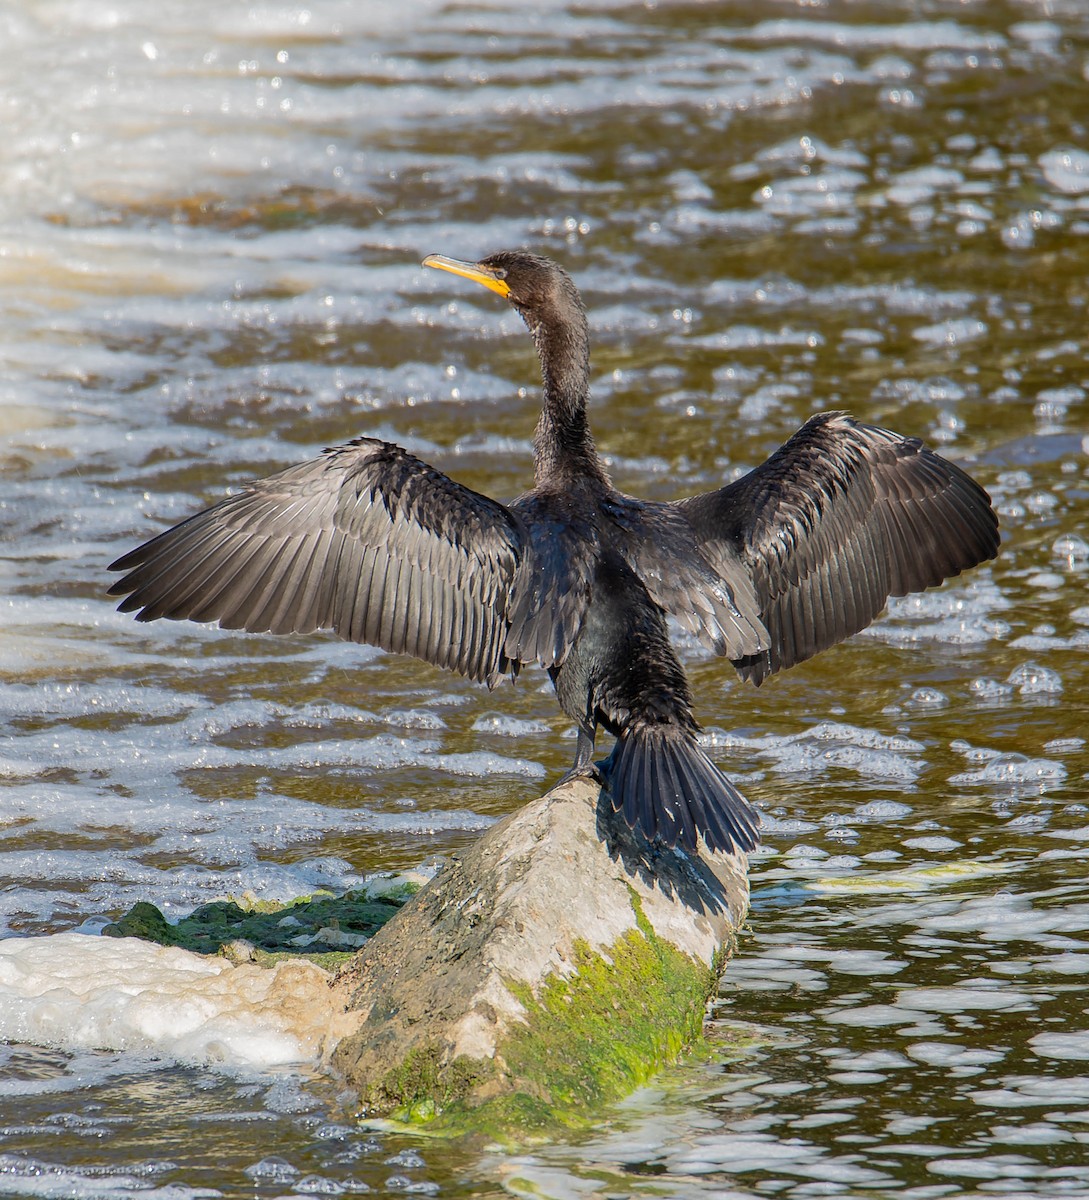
[
  {"x1": 908, "y1": 1041, "x2": 1004, "y2": 1067},
  {"x1": 746, "y1": 18, "x2": 1005, "y2": 52},
  {"x1": 753, "y1": 168, "x2": 867, "y2": 217},
  {"x1": 912, "y1": 317, "x2": 988, "y2": 346},
  {"x1": 1039, "y1": 147, "x2": 1089, "y2": 194},
  {"x1": 885, "y1": 165, "x2": 964, "y2": 206},
  {"x1": 471, "y1": 712, "x2": 551, "y2": 736},
  {"x1": 1030, "y1": 1032, "x2": 1089, "y2": 1062},
  {"x1": 0, "y1": 1153, "x2": 216, "y2": 1199},
  {"x1": 903, "y1": 836, "x2": 960, "y2": 852},
  {"x1": 0, "y1": 933, "x2": 352, "y2": 1071}
]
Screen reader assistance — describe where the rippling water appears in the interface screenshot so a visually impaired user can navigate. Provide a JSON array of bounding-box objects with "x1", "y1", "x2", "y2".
[{"x1": 2, "y1": 0, "x2": 1088, "y2": 1195}]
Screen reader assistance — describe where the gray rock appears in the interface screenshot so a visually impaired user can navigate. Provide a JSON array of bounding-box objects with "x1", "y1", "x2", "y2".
[{"x1": 329, "y1": 777, "x2": 749, "y2": 1132}]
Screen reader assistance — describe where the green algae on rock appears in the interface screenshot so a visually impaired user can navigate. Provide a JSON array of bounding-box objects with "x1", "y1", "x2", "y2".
[
  {"x1": 355, "y1": 893, "x2": 721, "y2": 1137},
  {"x1": 103, "y1": 887, "x2": 412, "y2": 969}
]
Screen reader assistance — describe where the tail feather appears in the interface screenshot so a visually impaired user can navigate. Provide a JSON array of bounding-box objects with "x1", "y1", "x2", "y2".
[{"x1": 606, "y1": 725, "x2": 760, "y2": 855}]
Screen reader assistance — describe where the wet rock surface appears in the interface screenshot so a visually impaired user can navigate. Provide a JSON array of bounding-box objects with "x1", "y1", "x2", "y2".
[{"x1": 329, "y1": 778, "x2": 748, "y2": 1128}]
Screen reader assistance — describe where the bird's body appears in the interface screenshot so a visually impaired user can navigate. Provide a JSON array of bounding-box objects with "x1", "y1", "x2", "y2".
[{"x1": 109, "y1": 252, "x2": 1000, "y2": 856}]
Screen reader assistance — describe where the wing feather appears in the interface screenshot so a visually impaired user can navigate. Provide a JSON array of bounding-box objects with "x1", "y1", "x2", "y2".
[
  {"x1": 109, "y1": 436, "x2": 534, "y2": 686},
  {"x1": 676, "y1": 411, "x2": 999, "y2": 684}
]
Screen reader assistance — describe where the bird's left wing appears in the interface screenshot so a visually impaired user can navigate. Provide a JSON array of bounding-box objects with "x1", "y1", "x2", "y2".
[
  {"x1": 675, "y1": 412, "x2": 1000, "y2": 684},
  {"x1": 108, "y1": 437, "x2": 528, "y2": 687}
]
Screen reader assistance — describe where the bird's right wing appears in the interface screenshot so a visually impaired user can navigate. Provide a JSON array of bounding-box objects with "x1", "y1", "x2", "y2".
[{"x1": 108, "y1": 437, "x2": 530, "y2": 687}]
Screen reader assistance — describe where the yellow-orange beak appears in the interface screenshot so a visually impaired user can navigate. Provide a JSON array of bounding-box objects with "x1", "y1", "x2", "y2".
[{"x1": 422, "y1": 253, "x2": 511, "y2": 298}]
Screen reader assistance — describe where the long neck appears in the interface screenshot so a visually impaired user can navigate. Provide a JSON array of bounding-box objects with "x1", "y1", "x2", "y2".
[{"x1": 524, "y1": 307, "x2": 605, "y2": 486}]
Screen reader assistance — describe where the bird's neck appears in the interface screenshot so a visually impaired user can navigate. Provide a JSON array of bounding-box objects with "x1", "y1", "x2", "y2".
[{"x1": 527, "y1": 313, "x2": 605, "y2": 486}]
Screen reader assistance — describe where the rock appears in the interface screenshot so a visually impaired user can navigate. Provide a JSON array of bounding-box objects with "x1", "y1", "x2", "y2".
[{"x1": 329, "y1": 777, "x2": 748, "y2": 1135}]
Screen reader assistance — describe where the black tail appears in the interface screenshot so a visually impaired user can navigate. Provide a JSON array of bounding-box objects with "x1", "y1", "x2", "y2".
[{"x1": 606, "y1": 725, "x2": 760, "y2": 855}]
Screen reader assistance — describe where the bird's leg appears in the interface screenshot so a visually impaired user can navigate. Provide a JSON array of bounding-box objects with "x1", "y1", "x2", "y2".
[{"x1": 557, "y1": 724, "x2": 604, "y2": 785}]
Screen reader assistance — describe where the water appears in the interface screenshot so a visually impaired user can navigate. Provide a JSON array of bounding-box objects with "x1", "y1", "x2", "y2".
[{"x1": 2, "y1": 0, "x2": 1089, "y2": 1194}]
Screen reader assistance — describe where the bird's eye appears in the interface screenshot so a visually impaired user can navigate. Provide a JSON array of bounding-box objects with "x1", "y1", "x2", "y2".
[{"x1": 493, "y1": 268, "x2": 507, "y2": 280}]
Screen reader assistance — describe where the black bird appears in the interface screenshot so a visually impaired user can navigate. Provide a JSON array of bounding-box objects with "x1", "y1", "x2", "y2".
[{"x1": 108, "y1": 251, "x2": 1000, "y2": 856}]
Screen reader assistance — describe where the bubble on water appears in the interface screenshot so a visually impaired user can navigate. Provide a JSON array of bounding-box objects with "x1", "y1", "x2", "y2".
[
  {"x1": 294, "y1": 1173, "x2": 348, "y2": 1195},
  {"x1": 866, "y1": 581, "x2": 1010, "y2": 647},
  {"x1": 805, "y1": 722, "x2": 924, "y2": 753},
  {"x1": 1024, "y1": 490, "x2": 1060, "y2": 515},
  {"x1": 969, "y1": 676, "x2": 1014, "y2": 702},
  {"x1": 386, "y1": 1176, "x2": 439, "y2": 1194},
  {"x1": 1009, "y1": 630, "x2": 1089, "y2": 651},
  {"x1": 948, "y1": 752, "x2": 1066, "y2": 788},
  {"x1": 246, "y1": 1157, "x2": 300, "y2": 1183},
  {"x1": 381, "y1": 709, "x2": 448, "y2": 731},
  {"x1": 907, "y1": 687, "x2": 948, "y2": 708},
  {"x1": 754, "y1": 812, "x2": 822, "y2": 835},
  {"x1": 667, "y1": 168, "x2": 713, "y2": 202},
  {"x1": 706, "y1": 722, "x2": 923, "y2": 783},
  {"x1": 853, "y1": 800, "x2": 913, "y2": 821},
  {"x1": 1001, "y1": 206, "x2": 1063, "y2": 250},
  {"x1": 737, "y1": 382, "x2": 798, "y2": 422},
  {"x1": 1008, "y1": 661, "x2": 1063, "y2": 695},
  {"x1": 785, "y1": 843, "x2": 828, "y2": 859},
  {"x1": 970, "y1": 1076, "x2": 1089, "y2": 1108},
  {"x1": 0, "y1": 1151, "x2": 207, "y2": 1198},
  {"x1": 754, "y1": 134, "x2": 868, "y2": 168},
  {"x1": 1052, "y1": 532, "x2": 1089, "y2": 566},
  {"x1": 1043, "y1": 737, "x2": 1085, "y2": 754},
  {"x1": 385, "y1": 1150, "x2": 426, "y2": 1169}
]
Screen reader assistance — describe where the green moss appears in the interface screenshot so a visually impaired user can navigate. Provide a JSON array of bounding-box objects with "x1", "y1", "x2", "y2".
[
  {"x1": 364, "y1": 1046, "x2": 497, "y2": 1121},
  {"x1": 391, "y1": 888, "x2": 719, "y2": 1142},
  {"x1": 102, "y1": 889, "x2": 408, "y2": 965}
]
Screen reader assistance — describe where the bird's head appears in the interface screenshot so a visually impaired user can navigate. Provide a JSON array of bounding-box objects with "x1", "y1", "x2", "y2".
[{"x1": 423, "y1": 250, "x2": 583, "y2": 328}]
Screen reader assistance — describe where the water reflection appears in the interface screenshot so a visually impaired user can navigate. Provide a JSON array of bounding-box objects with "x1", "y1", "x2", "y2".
[{"x1": 2, "y1": 0, "x2": 1088, "y2": 1195}]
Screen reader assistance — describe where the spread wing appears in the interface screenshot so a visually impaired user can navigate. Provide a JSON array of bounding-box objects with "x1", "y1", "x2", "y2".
[
  {"x1": 676, "y1": 412, "x2": 1000, "y2": 684},
  {"x1": 108, "y1": 437, "x2": 532, "y2": 687}
]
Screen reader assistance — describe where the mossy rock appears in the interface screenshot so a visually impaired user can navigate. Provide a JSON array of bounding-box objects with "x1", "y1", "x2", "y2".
[
  {"x1": 362, "y1": 893, "x2": 718, "y2": 1141},
  {"x1": 330, "y1": 782, "x2": 749, "y2": 1143},
  {"x1": 103, "y1": 888, "x2": 411, "y2": 969}
]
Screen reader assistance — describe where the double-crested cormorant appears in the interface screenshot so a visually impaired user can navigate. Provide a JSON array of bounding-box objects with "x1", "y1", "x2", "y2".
[{"x1": 109, "y1": 251, "x2": 1000, "y2": 856}]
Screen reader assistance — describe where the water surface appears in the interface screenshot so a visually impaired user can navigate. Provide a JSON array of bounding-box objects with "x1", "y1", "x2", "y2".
[{"x1": 2, "y1": 0, "x2": 1088, "y2": 1195}]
